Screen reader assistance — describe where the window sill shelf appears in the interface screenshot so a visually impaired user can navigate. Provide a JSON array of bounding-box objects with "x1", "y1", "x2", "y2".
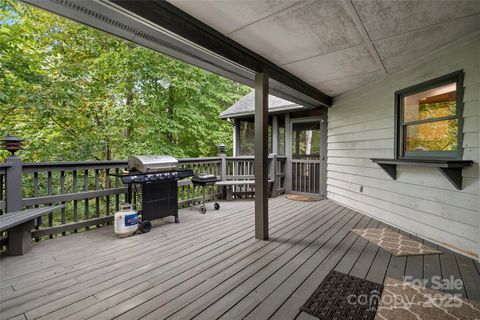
[{"x1": 370, "y1": 158, "x2": 473, "y2": 190}]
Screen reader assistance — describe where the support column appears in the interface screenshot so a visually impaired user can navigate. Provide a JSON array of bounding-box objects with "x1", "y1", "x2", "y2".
[
  {"x1": 271, "y1": 115, "x2": 279, "y2": 198},
  {"x1": 233, "y1": 119, "x2": 240, "y2": 156},
  {"x1": 284, "y1": 113, "x2": 292, "y2": 193},
  {"x1": 272, "y1": 115, "x2": 278, "y2": 155},
  {"x1": 255, "y1": 72, "x2": 269, "y2": 240},
  {"x1": 6, "y1": 156, "x2": 23, "y2": 213},
  {"x1": 218, "y1": 144, "x2": 227, "y2": 200}
]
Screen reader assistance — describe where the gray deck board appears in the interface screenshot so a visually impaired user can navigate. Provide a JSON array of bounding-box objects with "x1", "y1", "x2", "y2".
[
  {"x1": 423, "y1": 243, "x2": 443, "y2": 291},
  {"x1": 0, "y1": 197, "x2": 478, "y2": 320},
  {"x1": 440, "y1": 249, "x2": 468, "y2": 298},
  {"x1": 456, "y1": 254, "x2": 480, "y2": 300}
]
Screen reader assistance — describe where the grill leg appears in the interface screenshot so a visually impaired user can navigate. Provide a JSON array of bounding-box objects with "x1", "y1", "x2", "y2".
[
  {"x1": 174, "y1": 214, "x2": 180, "y2": 223},
  {"x1": 203, "y1": 186, "x2": 206, "y2": 207}
]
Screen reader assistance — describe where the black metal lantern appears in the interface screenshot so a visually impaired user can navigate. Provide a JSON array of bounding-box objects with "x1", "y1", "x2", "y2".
[
  {"x1": 218, "y1": 144, "x2": 226, "y2": 154},
  {"x1": 1, "y1": 135, "x2": 24, "y2": 156}
]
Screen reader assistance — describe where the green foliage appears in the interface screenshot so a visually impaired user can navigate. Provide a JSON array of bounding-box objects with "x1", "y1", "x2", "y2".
[
  {"x1": 406, "y1": 101, "x2": 458, "y2": 152},
  {"x1": 0, "y1": 0, "x2": 250, "y2": 161}
]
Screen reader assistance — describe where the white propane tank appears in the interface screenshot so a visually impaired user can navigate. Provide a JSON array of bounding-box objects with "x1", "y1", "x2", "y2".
[{"x1": 114, "y1": 204, "x2": 138, "y2": 237}]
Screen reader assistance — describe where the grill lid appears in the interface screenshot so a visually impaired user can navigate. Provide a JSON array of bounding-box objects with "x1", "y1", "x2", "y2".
[{"x1": 128, "y1": 155, "x2": 178, "y2": 173}]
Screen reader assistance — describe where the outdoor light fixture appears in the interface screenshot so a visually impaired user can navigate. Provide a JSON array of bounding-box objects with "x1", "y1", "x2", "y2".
[
  {"x1": 218, "y1": 144, "x2": 226, "y2": 154},
  {"x1": 1, "y1": 135, "x2": 24, "y2": 156}
]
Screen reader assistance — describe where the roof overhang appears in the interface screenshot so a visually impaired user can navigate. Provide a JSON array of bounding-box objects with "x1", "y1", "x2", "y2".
[
  {"x1": 219, "y1": 92, "x2": 309, "y2": 119},
  {"x1": 23, "y1": 0, "x2": 331, "y2": 108},
  {"x1": 219, "y1": 105, "x2": 306, "y2": 120}
]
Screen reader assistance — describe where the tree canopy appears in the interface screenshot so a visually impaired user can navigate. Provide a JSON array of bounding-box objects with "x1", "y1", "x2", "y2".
[{"x1": 0, "y1": 0, "x2": 250, "y2": 162}]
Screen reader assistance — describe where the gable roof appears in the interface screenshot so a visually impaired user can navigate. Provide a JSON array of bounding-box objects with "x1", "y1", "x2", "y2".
[{"x1": 219, "y1": 91, "x2": 304, "y2": 119}]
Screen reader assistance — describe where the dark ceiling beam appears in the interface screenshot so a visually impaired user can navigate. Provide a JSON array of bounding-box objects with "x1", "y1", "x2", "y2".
[{"x1": 110, "y1": 0, "x2": 332, "y2": 107}]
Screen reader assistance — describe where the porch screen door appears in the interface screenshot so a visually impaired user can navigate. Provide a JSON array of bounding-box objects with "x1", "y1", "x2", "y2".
[{"x1": 289, "y1": 119, "x2": 322, "y2": 196}]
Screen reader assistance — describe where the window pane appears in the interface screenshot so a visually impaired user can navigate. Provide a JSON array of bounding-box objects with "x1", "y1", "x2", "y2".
[
  {"x1": 277, "y1": 116, "x2": 285, "y2": 155},
  {"x1": 292, "y1": 122, "x2": 320, "y2": 160},
  {"x1": 405, "y1": 120, "x2": 458, "y2": 152},
  {"x1": 238, "y1": 121, "x2": 272, "y2": 155},
  {"x1": 278, "y1": 127, "x2": 285, "y2": 155},
  {"x1": 268, "y1": 124, "x2": 272, "y2": 154},
  {"x1": 239, "y1": 121, "x2": 255, "y2": 155},
  {"x1": 403, "y1": 82, "x2": 456, "y2": 122}
]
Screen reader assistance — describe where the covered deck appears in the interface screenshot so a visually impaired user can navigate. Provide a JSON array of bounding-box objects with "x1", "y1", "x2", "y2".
[{"x1": 1, "y1": 196, "x2": 479, "y2": 320}]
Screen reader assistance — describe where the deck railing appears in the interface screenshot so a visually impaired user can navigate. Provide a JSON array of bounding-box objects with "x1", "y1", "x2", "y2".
[{"x1": 0, "y1": 152, "x2": 285, "y2": 244}]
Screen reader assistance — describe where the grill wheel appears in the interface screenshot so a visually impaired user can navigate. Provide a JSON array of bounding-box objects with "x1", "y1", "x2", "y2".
[{"x1": 139, "y1": 220, "x2": 152, "y2": 233}]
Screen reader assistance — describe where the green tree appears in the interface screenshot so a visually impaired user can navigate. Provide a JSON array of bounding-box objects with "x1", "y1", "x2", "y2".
[{"x1": 0, "y1": 0, "x2": 250, "y2": 162}]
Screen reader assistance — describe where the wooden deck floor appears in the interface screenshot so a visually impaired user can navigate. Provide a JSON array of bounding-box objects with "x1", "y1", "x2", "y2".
[{"x1": 1, "y1": 197, "x2": 479, "y2": 320}]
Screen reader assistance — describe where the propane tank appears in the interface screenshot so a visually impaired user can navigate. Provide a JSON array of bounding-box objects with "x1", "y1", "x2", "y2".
[{"x1": 114, "y1": 204, "x2": 138, "y2": 237}]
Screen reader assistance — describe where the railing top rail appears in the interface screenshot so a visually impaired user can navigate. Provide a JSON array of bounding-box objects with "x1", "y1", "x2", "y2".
[
  {"x1": 22, "y1": 160, "x2": 128, "y2": 172},
  {"x1": 22, "y1": 160, "x2": 127, "y2": 167},
  {"x1": 226, "y1": 156, "x2": 255, "y2": 160},
  {"x1": 6, "y1": 155, "x2": 285, "y2": 173},
  {"x1": 19, "y1": 158, "x2": 224, "y2": 172},
  {"x1": 226, "y1": 155, "x2": 285, "y2": 160},
  {"x1": 178, "y1": 157, "x2": 221, "y2": 163}
]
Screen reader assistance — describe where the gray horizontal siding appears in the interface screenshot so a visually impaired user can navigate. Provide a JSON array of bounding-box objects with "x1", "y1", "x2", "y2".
[{"x1": 327, "y1": 37, "x2": 480, "y2": 259}]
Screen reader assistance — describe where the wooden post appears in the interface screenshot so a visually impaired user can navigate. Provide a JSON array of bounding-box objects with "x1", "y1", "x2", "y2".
[
  {"x1": 233, "y1": 119, "x2": 240, "y2": 156},
  {"x1": 270, "y1": 154, "x2": 278, "y2": 198},
  {"x1": 271, "y1": 115, "x2": 279, "y2": 198},
  {"x1": 284, "y1": 113, "x2": 292, "y2": 193},
  {"x1": 5, "y1": 156, "x2": 27, "y2": 255},
  {"x1": 272, "y1": 115, "x2": 278, "y2": 155},
  {"x1": 255, "y1": 72, "x2": 269, "y2": 240},
  {"x1": 320, "y1": 112, "x2": 328, "y2": 199},
  {"x1": 219, "y1": 144, "x2": 227, "y2": 200},
  {"x1": 5, "y1": 156, "x2": 23, "y2": 213}
]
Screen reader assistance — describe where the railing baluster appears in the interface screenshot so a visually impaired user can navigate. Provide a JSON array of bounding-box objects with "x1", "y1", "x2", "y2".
[
  {"x1": 95, "y1": 169, "x2": 100, "y2": 227},
  {"x1": 308, "y1": 162, "x2": 311, "y2": 194},
  {"x1": 105, "y1": 169, "x2": 110, "y2": 217},
  {"x1": 0, "y1": 174, "x2": 3, "y2": 216},
  {"x1": 33, "y1": 172, "x2": 40, "y2": 241},
  {"x1": 305, "y1": 163, "x2": 308, "y2": 193},
  {"x1": 73, "y1": 170, "x2": 78, "y2": 233},
  {"x1": 47, "y1": 171, "x2": 53, "y2": 239},
  {"x1": 115, "y1": 168, "x2": 120, "y2": 211},
  {"x1": 60, "y1": 171, "x2": 66, "y2": 236},
  {"x1": 84, "y1": 170, "x2": 89, "y2": 230},
  {"x1": 296, "y1": 162, "x2": 299, "y2": 192},
  {"x1": 312, "y1": 163, "x2": 316, "y2": 195}
]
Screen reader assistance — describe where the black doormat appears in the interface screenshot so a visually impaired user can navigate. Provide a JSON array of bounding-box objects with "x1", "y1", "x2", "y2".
[{"x1": 300, "y1": 270, "x2": 384, "y2": 320}]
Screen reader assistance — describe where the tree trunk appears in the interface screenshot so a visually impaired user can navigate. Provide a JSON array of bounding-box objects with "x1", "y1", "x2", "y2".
[
  {"x1": 124, "y1": 90, "x2": 134, "y2": 139},
  {"x1": 166, "y1": 86, "x2": 174, "y2": 144}
]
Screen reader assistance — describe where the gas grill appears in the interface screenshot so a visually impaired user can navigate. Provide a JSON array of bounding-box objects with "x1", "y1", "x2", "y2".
[
  {"x1": 113, "y1": 155, "x2": 193, "y2": 232},
  {"x1": 191, "y1": 173, "x2": 220, "y2": 214}
]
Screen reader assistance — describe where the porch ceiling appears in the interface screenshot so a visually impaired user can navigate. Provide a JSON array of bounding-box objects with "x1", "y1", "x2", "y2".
[{"x1": 169, "y1": 0, "x2": 480, "y2": 96}]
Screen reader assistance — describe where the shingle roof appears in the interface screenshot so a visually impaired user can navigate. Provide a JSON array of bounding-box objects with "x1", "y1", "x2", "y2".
[{"x1": 219, "y1": 91, "x2": 304, "y2": 119}]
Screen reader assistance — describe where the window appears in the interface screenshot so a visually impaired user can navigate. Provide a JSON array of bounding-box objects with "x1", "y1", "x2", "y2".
[
  {"x1": 395, "y1": 71, "x2": 464, "y2": 159},
  {"x1": 275, "y1": 116, "x2": 286, "y2": 156},
  {"x1": 238, "y1": 119, "x2": 272, "y2": 155}
]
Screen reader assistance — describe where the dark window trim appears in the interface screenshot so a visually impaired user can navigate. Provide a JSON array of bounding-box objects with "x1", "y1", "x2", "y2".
[{"x1": 394, "y1": 70, "x2": 464, "y2": 160}]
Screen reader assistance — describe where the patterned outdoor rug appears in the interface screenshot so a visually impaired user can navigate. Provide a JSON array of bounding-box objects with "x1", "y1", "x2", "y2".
[
  {"x1": 376, "y1": 277, "x2": 480, "y2": 320},
  {"x1": 300, "y1": 270, "x2": 383, "y2": 320},
  {"x1": 286, "y1": 194, "x2": 321, "y2": 202},
  {"x1": 351, "y1": 228, "x2": 442, "y2": 256}
]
